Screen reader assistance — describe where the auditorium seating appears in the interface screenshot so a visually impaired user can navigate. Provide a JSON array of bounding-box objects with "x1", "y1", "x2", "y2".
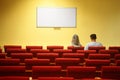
[
  {"x1": 32, "y1": 66, "x2": 62, "y2": 78},
  {"x1": 26, "y1": 46, "x2": 43, "y2": 52},
  {"x1": 53, "y1": 49, "x2": 72, "y2": 57},
  {"x1": 88, "y1": 54, "x2": 110, "y2": 60},
  {"x1": 11, "y1": 53, "x2": 33, "y2": 62},
  {"x1": 109, "y1": 46, "x2": 120, "y2": 53},
  {"x1": 24, "y1": 58, "x2": 50, "y2": 69},
  {"x1": 77, "y1": 50, "x2": 96, "y2": 58},
  {"x1": 101, "y1": 66, "x2": 120, "y2": 79},
  {"x1": 85, "y1": 59, "x2": 110, "y2": 70},
  {"x1": 38, "y1": 77, "x2": 74, "y2": 80},
  {"x1": 0, "y1": 59, "x2": 20, "y2": 66},
  {"x1": 62, "y1": 53, "x2": 84, "y2": 63},
  {"x1": 99, "y1": 50, "x2": 119, "y2": 58},
  {"x1": 0, "y1": 53, "x2": 6, "y2": 58},
  {"x1": 0, "y1": 45, "x2": 120, "y2": 79},
  {"x1": 114, "y1": 54, "x2": 120, "y2": 60},
  {"x1": 47, "y1": 46, "x2": 64, "y2": 52},
  {"x1": 37, "y1": 53, "x2": 59, "y2": 62},
  {"x1": 0, "y1": 48, "x2": 2, "y2": 53},
  {"x1": 4, "y1": 45, "x2": 22, "y2": 53},
  {"x1": 67, "y1": 66, "x2": 96, "y2": 79},
  {"x1": 5, "y1": 48, "x2": 26, "y2": 56},
  {"x1": 115, "y1": 60, "x2": 120, "y2": 66},
  {"x1": 55, "y1": 58, "x2": 80, "y2": 69},
  {"x1": 67, "y1": 46, "x2": 84, "y2": 52},
  {"x1": 30, "y1": 49, "x2": 50, "y2": 57},
  {"x1": 0, "y1": 76, "x2": 29, "y2": 80},
  {"x1": 88, "y1": 46, "x2": 106, "y2": 53},
  {"x1": 0, "y1": 66, "x2": 26, "y2": 76}
]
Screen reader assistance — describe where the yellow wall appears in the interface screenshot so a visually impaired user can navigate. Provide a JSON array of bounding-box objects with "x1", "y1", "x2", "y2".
[{"x1": 0, "y1": 0, "x2": 120, "y2": 49}]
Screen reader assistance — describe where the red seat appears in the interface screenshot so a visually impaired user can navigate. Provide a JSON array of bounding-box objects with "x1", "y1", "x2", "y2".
[
  {"x1": 6, "y1": 48, "x2": 26, "y2": 56},
  {"x1": 67, "y1": 46, "x2": 84, "y2": 52},
  {"x1": 11, "y1": 53, "x2": 33, "y2": 62},
  {"x1": 114, "y1": 54, "x2": 120, "y2": 60},
  {"x1": 99, "y1": 50, "x2": 119, "y2": 58},
  {"x1": 67, "y1": 66, "x2": 96, "y2": 79},
  {"x1": 116, "y1": 60, "x2": 120, "y2": 66},
  {"x1": 4, "y1": 45, "x2": 22, "y2": 53},
  {"x1": 32, "y1": 66, "x2": 62, "y2": 78},
  {"x1": 26, "y1": 46, "x2": 43, "y2": 52},
  {"x1": 25, "y1": 59, "x2": 50, "y2": 69},
  {"x1": 101, "y1": 66, "x2": 120, "y2": 79},
  {"x1": 0, "y1": 48, "x2": 2, "y2": 53},
  {"x1": 47, "y1": 46, "x2": 64, "y2": 52},
  {"x1": 88, "y1": 54, "x2": 110, "y2": 59},
  {"x1": 0, "y1": 66, "x2": 26, "y2": 76},
  {"x1": 0, "y1": 54, "x2": 6, "y2": 58},
  {"x1": 85, "y1": 59, "x2": 110, "y2": 70},
  {"x1": 0, "y1": 76, "x2": 29, "y2": 80},
  {"x1": 109, "y1": 46, "x2": 120, "y2": 53},
  {"x1": 30, "y1": 49, "x2": 50, "y2": 57},
  {"x1": 0, "y1": 59, "x2": 20, "y2": 66},
  {"x1": 37, "y1": 53, "x2": 59, "y2": 62},
  {"x1": 88, "y1": 46, "x2": 106, "y2": 53},
  {"x1": 38, "y1": 77, "x2": 74, "y2": 80},
  {"x1": 77, "y1": 50, "x2": 96, "y2": 58},
  {"x1": 53, "y1": 49, "x2": 72, "y2": 57},
  {"x1": 62, "y1": 53, "x2": 84, "y2": 63},
  {"x1": 55, "y1": 58, "x2": 80, "y2": 69}
]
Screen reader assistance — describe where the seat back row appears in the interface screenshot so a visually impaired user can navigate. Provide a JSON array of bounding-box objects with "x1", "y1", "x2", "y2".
[{"x1": 0, "y1": 65, "x2": 120, "y2": 79}]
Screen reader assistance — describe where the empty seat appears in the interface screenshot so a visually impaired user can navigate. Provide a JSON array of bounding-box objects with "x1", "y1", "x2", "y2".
[
  {"x1": 0, "y1": 66, "x2": 26, "y2": 76},
  {"x1": 109, "y1": 46, "x2": 120, "y2": 53},
  {"x1": 53, "y1": 49, "x2": 72, "y2": 57},
  {"x1": 88, "y1": 54, "x2": 110, "y2": 59},
  {"x1": 0, "y1": 48, "x2": 2, "y2": 53},
  {"x1": 38, "y1": 77, "x2": 74, "y2": 80},
  {"x1": 85, "y1": 59, "x2": 110, "y2": 70},
  {"x1": 62, "y1": 53, "x2": 84, "y2": 63},
  {"x1": 67, "y1": 46, "x2": 84, "y2": 52},
  {"x1": 26, "y1": 46, "x2": 43, "y2": 52},
  {"x1": 88, "y1": 46, "x2": 106, "y2": 53},
  {"x1": 11, "y1": 53, "x2": 33, "y2": 62},
  {"x1": 101, "y1": 66, "x2": 120, "y2": 79},
  {"x1": 55, "y1": 58, "x2": 80, "y2": 69},
  {"x1": 30, "y1": 49, "x2": 50, "y2": 57},
  {"x1": 0, "y1": 53, "x2": 6, "y2": 58},
  {"x1": 116, "y1": 60, "x2": 120, "y2": 66},
  {"x1": 0, "y1": 59, "x2": 20, "y2": 66},
  {"x1": 67, "y1": 66, "x2": 96, "y2": 79},
  {"x1": 32, "y1": 66, "x2": 62, "y2": 78},
  {"x1": 4, "y1": 45, "x2": 22, "y2": 53},
  {"x1": 47, "y1": 46, "x2": 64, "y2": 52},
  {"x1": 114, "y1": 54, "x2": 120, "y2": 60},
  {"x1": 37, "y1": 53, "x2": 59, "y2": 62},
  {"x1": 77, "y1": 50, "x2": 96, "y2": 58},
  {"x1": 0, "y1": 76, "x2": 29, "y2": 80},
  {"x1": 6, "y1": 48, "x2": 26, "y2": 56},
  {"x1": 99, "y1": 50, "x2": 119, "y2": 58},
  {"x1": 25, "y1": 58, "x2": 50, "y2": 69}
]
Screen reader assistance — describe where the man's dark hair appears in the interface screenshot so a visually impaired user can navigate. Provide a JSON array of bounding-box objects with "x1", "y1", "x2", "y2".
[{"x1": 90, "y1": 34, "x2": 97, "y2": 39}]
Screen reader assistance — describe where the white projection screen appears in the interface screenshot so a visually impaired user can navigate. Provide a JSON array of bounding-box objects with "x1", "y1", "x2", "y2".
[{"x1": 36, "y1": 7, "x2": 76, "y2": 28}]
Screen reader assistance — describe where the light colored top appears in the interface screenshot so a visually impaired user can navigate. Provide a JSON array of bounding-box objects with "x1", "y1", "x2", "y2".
[
  {"x1": 71, "y1": 42, "x2": 82, "y2": 47},
  {"x1": 84, "y1": 42, "x2": 102, "y2": 50}
]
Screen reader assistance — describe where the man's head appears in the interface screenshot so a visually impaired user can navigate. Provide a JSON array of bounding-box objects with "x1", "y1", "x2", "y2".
[{"x1": 90, "y1": 34, "x2": 97, "y2": 40}]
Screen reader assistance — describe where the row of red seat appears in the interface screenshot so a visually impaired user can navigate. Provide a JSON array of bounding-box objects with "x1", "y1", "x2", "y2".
[
  {"x1": 1, "y1": 52, "x2": 120, "y2": 62},
  {"x1": 0, "y1": 65, "x2": 120, "y2": 79},
  {"x1": 2, "y1": 45, "x2": 120, "y2": 52},
  {"x1": 0, "y1": 58, "x2": 120, "y2": 70}
]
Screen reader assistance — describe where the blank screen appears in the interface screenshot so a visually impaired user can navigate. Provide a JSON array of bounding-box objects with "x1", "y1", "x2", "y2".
[{"x1": 36, "y1": 7, "x2": 76, "y2": 28}]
